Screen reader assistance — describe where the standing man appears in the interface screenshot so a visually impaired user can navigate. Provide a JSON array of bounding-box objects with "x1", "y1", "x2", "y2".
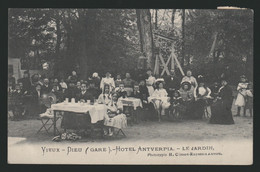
[
  {"x1": 164, "y1": 70, "x2": 181, "y2": 97},
  {"x1": 17, "y1": 71, "x2": 31, "y2": 93},
  {"x1": 123, "y1": 72, "x2": 135, "y2": 96}
]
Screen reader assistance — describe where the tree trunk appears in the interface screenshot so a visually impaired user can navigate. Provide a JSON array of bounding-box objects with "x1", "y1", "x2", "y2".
[
  {"x1": 181, "y1": 9, "x2": 185, "y2": 67},
  {"x1": 55, "y1": 16, "x2": 61, "y2": 59},
  {"x1": 136, "y1": 9, "x2": 154, "y2": 70},
  {"x1": 155, "y1": 9, "x2": 158, "y2": 30},
  {"x1": 171, "y1": 9, "x2": 176, "y2": 28}
]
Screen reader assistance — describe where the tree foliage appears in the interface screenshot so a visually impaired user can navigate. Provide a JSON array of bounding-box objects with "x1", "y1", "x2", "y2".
[{"x1": 9, "y1": 9, "x2": 253, "y2": 82}]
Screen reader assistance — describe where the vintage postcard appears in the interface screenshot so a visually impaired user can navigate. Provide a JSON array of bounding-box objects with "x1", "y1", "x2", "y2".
[{"x1": 8, "y1": 8, "x2": 253, "y2": 165}]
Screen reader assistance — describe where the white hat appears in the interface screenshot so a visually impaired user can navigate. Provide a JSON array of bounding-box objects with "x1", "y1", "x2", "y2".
[
  {"x1": 155, "y1": 78, "x2": 164, "y2": 83},
  {"x1": 93, "y1": 72, "x2": 98, "y2": 77}
]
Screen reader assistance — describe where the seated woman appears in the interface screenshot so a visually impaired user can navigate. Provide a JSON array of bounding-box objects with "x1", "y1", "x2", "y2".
[
  {"x1": 178, "y1": 81, "x2": 195, "y2": 119},
  {"x1": 104, "y1": 93, "x2": 127, "y2": 136},
  {"x1": 192, "y1": 76, "x2": 212, "y2": 119},
  {"x1": 97, "y1": 84, "x2": 112, "y2": 105},
  {"x1": 150, "y1": 79, "x2": 170, "y2": 122},
  {"x1": 209, "y1": 78, "x2": 234, "y2": 125}
]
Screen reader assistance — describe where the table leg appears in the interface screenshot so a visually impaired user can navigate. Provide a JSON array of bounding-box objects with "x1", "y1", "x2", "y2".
[{"x1": 54, "y1": 110, "x2": 57, "y2": 136}]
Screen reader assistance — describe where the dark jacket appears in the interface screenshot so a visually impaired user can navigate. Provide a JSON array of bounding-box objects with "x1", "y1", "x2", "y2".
[
  {"x1": 130, "y1": 91, "x2": 142, "y2": 99},
  {"x1": 139, "y1": 85, "x2": 149, "y2": 102},
  {"x1": 65, "y1": 87, "x2": 78, "y2": 99},
  {"x1": 41, "y1": 84, "x2": 52, "y2": 94},
  {"x1": 164, "y1": 75, "x2": 181, "y2": 91},
  {"x1": 76, "y1": 91, "x2": 94, "y2": 102},
  {"x1": 87, "y1": 87, "x2": 100, "y2": 99},
  {"x1": 18, "y1": 77, "x2": 32, "y2": 92}
]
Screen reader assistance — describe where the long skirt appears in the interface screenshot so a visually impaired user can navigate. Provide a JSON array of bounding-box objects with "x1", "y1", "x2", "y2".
[
  {"x1": 210, "y1": 100, "x2": 234, "y2": 125},
  {"x1": 104, "y1": 114, "x2": 127, "y2": 129},
  {"x1": 191, "y1": 99, "x2": 206, "y2": 119}
]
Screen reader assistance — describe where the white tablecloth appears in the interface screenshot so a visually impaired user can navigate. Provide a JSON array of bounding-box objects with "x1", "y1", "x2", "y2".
[
  {"x1": 148, "y1": 96, "x2": 170, "y2": 103},
  {"x1": 119, "y1": 97, "x2": 143, "y2": 110},
  {"x1": 51, "y1": 102, "x2": 107, "y2": 123}
]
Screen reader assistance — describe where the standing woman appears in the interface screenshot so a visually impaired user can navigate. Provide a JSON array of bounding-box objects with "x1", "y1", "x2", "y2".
[
  {"x1": 146, "y1": 69, "x2": 156, "y2": 96},
  {"x1": 234, "y1": 75, "x2": 248, "y2": 116},
  {"x1": 100, "y1": 72, "x2": 115, "y2": 92},
  {"x1": 181, "y1": 70, "x2": 198, "y2": 88},
  {"x1": 193, "y1": 76, "x2": 211, "y2": 119},
  {"x1": 209, "y1": 78, "x2": 234, "y2": 124}
]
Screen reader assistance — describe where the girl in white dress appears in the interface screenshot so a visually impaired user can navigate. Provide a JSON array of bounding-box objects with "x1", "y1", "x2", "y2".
[
  {"x1": 150, "y1": 79, "x2": 170, "y2": 121},
  {"x1": 103, "y1": 93, "x2": 127, "y2": 136},
  {"x1": 234, "y1": 75, "x2": 248, "y2": 116},
  {"x1": 97, "y1": 84, "x2": 111, "y2": 105}
]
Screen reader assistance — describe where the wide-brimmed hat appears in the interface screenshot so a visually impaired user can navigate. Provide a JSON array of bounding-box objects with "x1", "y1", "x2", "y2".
[{"x1": 180, "y1": 81, "x2": 192, "y2": 90}]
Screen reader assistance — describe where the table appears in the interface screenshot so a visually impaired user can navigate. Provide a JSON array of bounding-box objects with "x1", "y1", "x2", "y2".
[
  {"x1": 148, "y1": 96, "x2": 170, "y2": 103},
  {"x1": 119, "y1": 97, "x2": 143, "y2": 110},
  {"x1": 51, "y1": 102, "x2": 107, "y2": 135}
]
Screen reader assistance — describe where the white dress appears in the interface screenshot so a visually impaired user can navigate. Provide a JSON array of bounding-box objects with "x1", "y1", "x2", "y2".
[
  {"x1": 146, "y1": 76, "x2": 156, "y2": 96},
  {"x1": 104, "y1": 101, "x2": 127, "y2": 129},
  {"x1": 150, "y1": 89, "x2": 170, "y2": 113},
  {"x1": 235, "y1": 82, "x2": 248, "y2": 107},
  {"x1": 100, "y1": 77, "x2": 115, "y2": 91}
]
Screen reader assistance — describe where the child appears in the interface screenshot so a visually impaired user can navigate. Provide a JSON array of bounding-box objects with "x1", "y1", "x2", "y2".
[
  {"x1": 170, "y1": 90, "x2": 183, "y2": 120},
  {"x1": 234, "y1": 75, "x2": 248, "y2": 116},
  {"x1": 104, "y1": 93, "x2": 127, "y2": 136},
  {"x1": 245, "y1": 82, "x2": 253, "y2": 117}
]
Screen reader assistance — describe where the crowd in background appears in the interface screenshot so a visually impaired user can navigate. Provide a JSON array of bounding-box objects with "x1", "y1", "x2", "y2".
[{"x1": 8, "y1": 67, "x2": 253, "y2": 128}]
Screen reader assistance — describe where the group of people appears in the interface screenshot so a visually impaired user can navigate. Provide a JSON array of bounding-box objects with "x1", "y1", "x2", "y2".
[{"x1": 8, "y1": 68, "x2": 253, "y2": 129}]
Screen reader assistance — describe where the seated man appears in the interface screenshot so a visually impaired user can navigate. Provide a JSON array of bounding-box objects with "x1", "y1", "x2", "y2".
[
  {"x1": 129, "y1": 82, "x2": 142, "y2": 99},
  {"x1": 115, "y1": 83, "x2": 127, "y2": 99},
  {"x1": 64, "y1": 81, "x2": 78, "y2": 101},
  {"x1": 87, "y1": 80, "x2": 100, "y2": 100},
  {"x1": 76, "y1": 82, "x2": 94, "y2": 103}
]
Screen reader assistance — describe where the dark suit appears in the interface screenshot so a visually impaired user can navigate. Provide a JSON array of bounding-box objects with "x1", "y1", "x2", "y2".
[
  {"x1": 41, "y1": 84, "x2": 52, "y2": 94},
  {"x1": 87, "y1": 87, "x2": 100, "y2": 99},
  {"x1": 130, "y1": 91, "x2": 142, "y2": 99},
  {"x1": 18, "y1": 77, "x2": 31, "y2": 92},
  {"x1": 164, "y1": 75, "x2": 181, "y2": 97},
  {"x1": 65, "y1": 87, "x2": 78, "y2": 99},
  {"x1": 76, "y1": 91, "x2": 94, "y2": 102}
]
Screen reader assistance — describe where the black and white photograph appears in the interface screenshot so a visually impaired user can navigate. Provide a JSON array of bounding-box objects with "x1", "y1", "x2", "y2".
[{"x1": 7, "y1": 8, "x2": 253, "y2": 164}]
